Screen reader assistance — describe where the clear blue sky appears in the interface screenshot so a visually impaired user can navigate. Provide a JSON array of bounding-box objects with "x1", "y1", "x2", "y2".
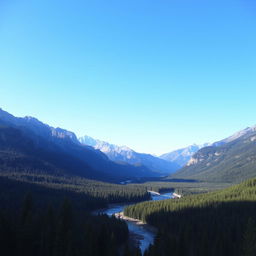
[{"x1": 0, "y1": 0, "x2": 256, "y2": 155}]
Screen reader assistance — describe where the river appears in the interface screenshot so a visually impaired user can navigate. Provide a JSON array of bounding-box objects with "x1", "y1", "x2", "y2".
[{"x1": 95, "y1": 192, "x2": 174, "y2": 254}]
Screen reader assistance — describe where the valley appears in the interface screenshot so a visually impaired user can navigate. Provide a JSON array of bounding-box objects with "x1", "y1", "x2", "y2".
[
  {"x1": 0, "y1": 108, "x2": 256, "y2": 256},
  {"x1": 1, "y1": 1, "x2": 255, "y2": 255}
]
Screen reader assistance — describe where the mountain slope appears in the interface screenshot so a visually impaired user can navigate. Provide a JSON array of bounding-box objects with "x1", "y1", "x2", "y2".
[
  {"x1": 0, "y1": 109, "x2": 158, "y2": 181},
  {"x1": 212, "y1": 125, "x2": 256, "y2": 146},
  {"x1": 79, "y1": 135, "x2": 180, "y2": 175},
  {"x1": 160, "y1": 143, "x2": 210, "y2": 167},
  {"x1": 171, "y1": 126, "x2": 256, "y2": 183},
  {"x1": 0, "y1": 125, "x2": 120, "y2": 182},
  {"x1": 161, "y1": 126, "x2": 256, "y2": 168}
]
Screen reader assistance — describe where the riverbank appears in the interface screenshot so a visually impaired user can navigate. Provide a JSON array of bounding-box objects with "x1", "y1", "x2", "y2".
[
  {"x1": 147, "y1": 190, "x2": 160, "y2": 195},
  {"x1": 115, "y1": 211, "x2": 157, "y2": 233},
  {"x1": 93, "y1": 191, "x2": 174, "y2": 253},
  {"x1": 173, "y1": 192, "x2": 182, "y2": 198}
]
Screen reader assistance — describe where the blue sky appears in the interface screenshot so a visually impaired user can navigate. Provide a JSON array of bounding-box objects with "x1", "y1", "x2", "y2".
[{"x1": 0, "y1": 0, "x2": 256, "y2": 155}]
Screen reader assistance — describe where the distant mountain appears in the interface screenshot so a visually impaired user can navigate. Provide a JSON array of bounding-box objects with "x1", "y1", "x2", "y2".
[
  {"x1": 79, "y1": 135, "x2": 180, "y2": 175},
  {"x1": 212, "y1": 126, "x2": 256, "y2": 147},
  {"x1": 0, "y1": 109, "x2": 78, "y2": 144},
  {"x1": 0, "y1": 109, "x2": 159, "y2": 182},
  {"x1": 159, "y1": 143, "x2": 210, "y2": 167},
  {"x1": 79, "y1": 136, "x2": 133, "y2": 161},
  {"x1": 171, "y1": 125, "x2": 256, "y2": 183}
]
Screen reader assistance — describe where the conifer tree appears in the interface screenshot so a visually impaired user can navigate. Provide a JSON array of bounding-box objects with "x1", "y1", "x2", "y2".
[
  {"x1": 55, "y1": 199, "x2": 73, "y2": 256},
  {"x1": 242, "y1": 218, "x2": 256, "y2": 256}
]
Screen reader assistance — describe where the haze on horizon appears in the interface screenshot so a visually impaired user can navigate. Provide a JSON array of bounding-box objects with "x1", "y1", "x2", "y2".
[{"x1": 0, "y1": 0, "x2": 256, "y2": 155}]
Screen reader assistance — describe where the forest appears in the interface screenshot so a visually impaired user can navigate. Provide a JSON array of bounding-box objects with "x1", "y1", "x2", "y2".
[
  {"x1": 0, "y1": 176, "x2": 145, "y2": 256},
  {"x1": 124, "y1": 178, "x2": 256, "y2": 256},
  {"x1": 0, "y1": 169, "x2": 151, "y2": 205}
]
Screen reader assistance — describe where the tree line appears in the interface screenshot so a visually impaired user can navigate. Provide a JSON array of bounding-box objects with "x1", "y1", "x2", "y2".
[
  {"x1": 124, "y1": 178, "x2": 256, "y2": 256},
  {"x1": 0, "y1": 176, "x2": 146, "y2": 256}
]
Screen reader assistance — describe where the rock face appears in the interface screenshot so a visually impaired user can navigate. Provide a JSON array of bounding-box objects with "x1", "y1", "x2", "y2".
[
  {"x1": 186, "y1": 126, "x2": 256, "y2": 168},
  {"x1": 171, "y1": 125, "x2": 256, "y2": 183},
  {"x1": 79, "y1": 136, "x2": 180, "y2": 175},
  {"x1": 79, "y1": 136, "x2": 134, "y2": 161},
  {"x1": 0, "y1": 108, "x2": 79, "y2": 144},
  {"x1": 160, "y1": 144, "x2": 210, "y2": 168},
  {"x1": 212, "y1": 126, "x2": 256, "y2": 146}
]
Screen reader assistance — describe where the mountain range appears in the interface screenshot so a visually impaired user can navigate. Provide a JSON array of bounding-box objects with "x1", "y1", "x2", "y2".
[
  {"x1": 1, "y1": 107, "x2": 256, "y2": 185},
  {"x1": 0, "y1": 108, "x2": 160, "y2": 182},
  {"x1": 79, "y1": 135, "x2": 181, "y2": 175},
  {"x1": 0, "y1": 108, "x2": 211, "y2": 180},
  {"x1": 171, "y1": 125, "x2": 256, "y2": 183}
]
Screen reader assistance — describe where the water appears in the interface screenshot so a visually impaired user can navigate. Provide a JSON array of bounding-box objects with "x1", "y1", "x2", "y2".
[
  {"x1": 95, "y1": 192, "x2": 174, "y2": 254},
  {"x1": 151, "y1": 192, "x2": 173, "y2": 201}
]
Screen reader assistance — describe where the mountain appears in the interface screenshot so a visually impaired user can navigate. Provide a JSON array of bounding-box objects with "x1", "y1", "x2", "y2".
[
  {"x1": 212, "y1": 125, "x2": 256, "y2": 146},
  {"x1": 0, "y1": 108, "x2": 159, "y2": 182},
  {"x1": 171, "y1": 125, "x2": 256, "y2": 183},
  {"x1": 79, "y1": 136, "x2": 133, "y2": 161},
  {"x1": 161, "y1": 126, "x2": 256, "y2": 169},
  {"x1": 79, "y1": 135, "x2": 180, "y2": 175},
  {"x1": 159, "y1": 143, "x2": 210, "y2": 167}
]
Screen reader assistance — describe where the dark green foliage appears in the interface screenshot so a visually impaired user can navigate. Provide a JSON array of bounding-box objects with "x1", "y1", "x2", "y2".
[
  {"x1": 125, "y1": 177, "x2": 256, "y2": 256},
  {"x1": 242, "y1": 218, "x2": 256, "y2": 256},
  {"x1": 0, "y1": 185, "x2": 130, "y2": 256},
  {"x1": 54, "y1": 199, "x2": 73, "y2": 256},
  {"x1": 0, "y1": 171, "x2": 148, "y2": 256},
  {"x1": 140, "y1": 180, "x2": 231, "y2": 195},
  {"x1": 0, "y1": 123, "x2": 150, "y2": 255},
  {"x1": 0, "y1": 172, "x2": 150, "y2": 207}
]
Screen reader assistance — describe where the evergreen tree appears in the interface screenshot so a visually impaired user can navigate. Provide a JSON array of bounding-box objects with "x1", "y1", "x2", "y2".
[
  {"x1": 55, "y1": 199, "x2": 73, "y2": 256},
  {"x1": 19, "y1": 193, "x2": 35, "y2": 256},
  {"x1": 39, "y1": 205, "x2": 56, "y2": 256},
  {"x1": 242, "y1": 218, "x2": 256, "y2": 256}
]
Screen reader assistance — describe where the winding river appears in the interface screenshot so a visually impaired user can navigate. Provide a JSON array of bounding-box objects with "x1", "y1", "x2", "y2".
[{"x1": 95, "y1": 192, "x2": 174, "y2": 254}]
